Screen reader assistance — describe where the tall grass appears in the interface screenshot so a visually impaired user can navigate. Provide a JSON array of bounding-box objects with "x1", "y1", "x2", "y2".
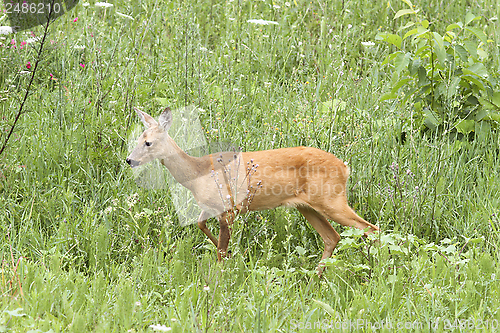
[{"x1": 1, "y1": 0, "x2": 500, "y2": 331}]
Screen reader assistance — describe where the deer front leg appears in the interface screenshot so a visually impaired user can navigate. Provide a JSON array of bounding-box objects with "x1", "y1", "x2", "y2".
[
  {"x1": 217, "y1": 210, "x2": 235, "y2": 261},
  {"x1": 197, "y1": 211, "x2": 218, "y2": 247}
]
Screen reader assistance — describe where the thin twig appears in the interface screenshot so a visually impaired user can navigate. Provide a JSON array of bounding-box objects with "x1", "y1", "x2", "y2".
[{"x1": 0, "y1": 8, "x2": 53, "y2": 157}]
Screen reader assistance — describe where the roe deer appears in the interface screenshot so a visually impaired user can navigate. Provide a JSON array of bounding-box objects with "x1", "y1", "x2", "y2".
[{"x1": 126, "y1": 107, "x2": 379, "y2": 275}]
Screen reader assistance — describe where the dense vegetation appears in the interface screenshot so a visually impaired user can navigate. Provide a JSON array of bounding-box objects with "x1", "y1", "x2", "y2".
[{"x1": 1, "y1": 0, "x2": 499, "y2": 331}]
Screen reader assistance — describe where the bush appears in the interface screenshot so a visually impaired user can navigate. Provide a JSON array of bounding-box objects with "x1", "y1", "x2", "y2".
[{"x1": 377, "y1": 0, "x2": 500, "y2": 140}]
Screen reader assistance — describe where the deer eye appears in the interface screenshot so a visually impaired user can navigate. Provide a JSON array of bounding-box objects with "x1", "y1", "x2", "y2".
[{"x1": 145, "y1": 141, "x2": 152, "y2": 147}]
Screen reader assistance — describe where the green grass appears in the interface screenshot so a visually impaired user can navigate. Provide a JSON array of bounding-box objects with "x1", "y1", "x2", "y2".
[{"x1": 1, "y1": 0, "x2": 500, "y2": 331}]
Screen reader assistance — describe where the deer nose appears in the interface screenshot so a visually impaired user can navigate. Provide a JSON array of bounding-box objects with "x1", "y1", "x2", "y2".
[{"x1": 126, "y1": 158, "x2": 139, "y2": 168}]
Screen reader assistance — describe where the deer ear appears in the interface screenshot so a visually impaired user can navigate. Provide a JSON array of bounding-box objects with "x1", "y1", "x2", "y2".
[
  {"x1": 158, "y1": 107, "x2": 173, "y2": 131},
  {"x1": 134, "y1": 107, "x2": 158, "y2": 128}
]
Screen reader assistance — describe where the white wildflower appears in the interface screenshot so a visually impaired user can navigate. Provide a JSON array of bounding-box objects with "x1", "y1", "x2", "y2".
[
  {"x1": 247, "y1": 19, "x2": 278, "y2": 25},
  {"x1": 149, "y1": 324, "x2": 172, "y2": 332},
  {"x1": 0, "y1": 26, "x2": 13, "y2": 35},
  {"x1": 203, "y1": 285, "x2": 210, "y2": 291},
  {"x1": 273, "y1": 4, "x2": 281, "y2": 9},
  {"x1": 361, "y1": 41, "x2": 375, "y2": 47},
  {"x1": 95, "y1": 2, "x2": 113, "y2": 8},
  {"x1": 73, "y1": 44, "x2": 86, "y2": 50},
  {"x1": 127, "y1": 193, "x2": 139, "y2": 208},
  {"x1": 82, "y1": 2, "x2": 90, "y2": 6},
  {"x1": 26, "y1": 37, "x2": 40, "y2": 44}
]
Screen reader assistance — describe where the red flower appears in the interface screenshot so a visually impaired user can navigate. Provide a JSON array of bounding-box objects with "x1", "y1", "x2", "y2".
[
  {"x1": 73, "y1": 17, "x2": 78, "y2": 22},
  {"x1": 79, "y1": 63, "x2": 85, "y2": 68},
  {"x1": 26, "y1": 62, "x2": 31, "y2": 69}
]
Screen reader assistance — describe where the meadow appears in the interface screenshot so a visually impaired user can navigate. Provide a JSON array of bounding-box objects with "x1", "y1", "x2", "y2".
[{"x1": 1, "y1": 0, "x2": 500, "y2": 331}]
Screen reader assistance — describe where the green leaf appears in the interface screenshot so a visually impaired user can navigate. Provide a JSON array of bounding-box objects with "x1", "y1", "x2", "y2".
[
  {"x1": 423, "y1": 108, "x2": 441, "y2": 129},
  {"x1": 312, "y1": 299, "x2": 337, "y2": 317},
  {"x1": 492, "y1": 91, "x2": 500, "y2": 108},
  {"x1": 465, "y1": 27, "x2": 487, "y2": 44},
  {"x1": 454, "y1": 45, "x2": 469, "y2": 62},
  {"x1": 4, "y1": 308, "x2": 25, "y2": 317},
  {"x1": 403, "y1": 28, "x2": 419, "y2": 40},
  {"x1": 377, "y1": 33, "x2": 402, "y2": 49},
  {"x1": 446, "y1": 22, "x2": 463, "y2": 31},
  {"x1": 463, "y1": 62, "x2": 488, "y2": 78},
  {"x1": 432, "y1": 32, "x2": 446, "y2": 65},
  {"x1": 388, "y1": 244, "x2": 408, "y2": 255},
  {"x1": 352, "y1": 264, "x2": 371, "y2": 271},
  {"x1": 391, "y1": 78, "x2": 412, "y2": 93},
  {"x1": 477, "y1": 47, "x2": 488, "y2": 60},
  {"x1": 466, "y1": 237, "x2": 484, "y2": 244},
  {"x1": 446, "y1": 76, "x2": 461, "y2": 99},
  {"x1": 475, "y1": 108, "x2": 489, "y2": 120},
  {"x1": 484, "y1": 112, "x2": 500, "y2": 122},
  {"x1": 478, "y1": 97, "x2": 499, "y2": 110},
  {"x1": 387, "y1": 274, "x2": 398, "y2": 284},
  {"x1": 341, "y1": 228, "x2": 365, "y2": 237},
  {"x1": 465, "y1": 12, "x2": 481, "y2": 25},
  {"x1": 417, "y1": 66, "x2": 429, "y2": 87},
  {"x1": 295, "y1": 246, "x2": 306, "y2": 256},
  {"x1": 462, "y1": 75, "x2": 485, "y2": 91},
  {"x1": 464, "y1": 40, "x2": 478, "y2": 57},
  {"x1": 408, "y1": 58, "x2": 421, "y2": 76},
  {"x1": 380, "y1": 92, "x2": 397, "y2": 101},
  {"x1": 421, "y1": 20, "x2": 429, "y2": 29},
  {"x1": 455, "y1": 119, "x2": 475, "y2": 134},
  {"x1": 414, "y1": 26, "x2": 430, "y2": 39},
  {"x1": 155, "y1": 97, "x2": 169, "y2": 106},
  {"x1": 401, "y1": 0, "x2": 414, "y2": 8},
  {"x1": 441, "y1": 238, "x2": 452, "y2": 244},
  {"x1": 395, "y1": 52, "x2": 411, "y2": 74},
  {"x1": 395, "y1": 8, "x2": 416, "y2": 19}
]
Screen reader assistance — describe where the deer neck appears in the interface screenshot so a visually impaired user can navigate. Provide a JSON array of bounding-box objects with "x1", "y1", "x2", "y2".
[{"x1": 159, "y1": 135, "x2": 203, "y2": 187}]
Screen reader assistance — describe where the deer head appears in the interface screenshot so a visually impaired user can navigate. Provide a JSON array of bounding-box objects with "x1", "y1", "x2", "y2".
[{"x1": 126, "y1": 107, "x2": 173, "y2": 168}]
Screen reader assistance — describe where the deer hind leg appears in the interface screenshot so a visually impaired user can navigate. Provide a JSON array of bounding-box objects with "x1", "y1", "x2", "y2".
[
  {"x1": 316, "y1": 196, "x2": 379, "y2": 235},
  {"x1": 197, "y1": 211, "x2": 218, "y2": 247},
  {"x1": 217, "y1": 210, "x2": 235, "y2": 261},
  {"x1": 296, "y1": 206, "x2": 340, "y2": 276}
]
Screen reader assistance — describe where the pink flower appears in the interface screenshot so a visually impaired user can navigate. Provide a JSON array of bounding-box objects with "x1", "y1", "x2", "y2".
[
  {"x1": 26, "y1": 62, "x2": 31, "y2": 69},
  {"x1": 21, "y1": 41, "x2": 27, "y2": 46},
  {"x1": 79, "y1": 63, "x2": 85, "y2": 68},
  {"x1": 50, "y1": 73, "x2": 53, "y2": 79},
  {"x1": 73, "y1": 17, "x2": 78, "y2": 22}
]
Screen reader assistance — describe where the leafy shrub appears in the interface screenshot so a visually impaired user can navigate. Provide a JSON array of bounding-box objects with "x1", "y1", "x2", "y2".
[{"x1": 377, "y1": 0, "x2": 499, "y2": 140}]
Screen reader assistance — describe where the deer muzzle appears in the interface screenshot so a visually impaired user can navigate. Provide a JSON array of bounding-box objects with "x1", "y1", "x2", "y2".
[{"x1": 126, "y1": 158, "x2": 140, "y2": 168}]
